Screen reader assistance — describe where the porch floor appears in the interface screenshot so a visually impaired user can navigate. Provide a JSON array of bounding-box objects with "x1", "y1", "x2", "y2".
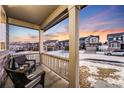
[{"x1": 4, "y1": 65, "x2": 69, "y2": 88}]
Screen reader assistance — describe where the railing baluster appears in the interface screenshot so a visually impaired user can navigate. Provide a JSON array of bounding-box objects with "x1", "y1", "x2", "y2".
[
  {"x1": 53, "y1": 58, "x2": 55, "y2": 71},
  {"x1": 47, "y1": 55, "x2": 49, "y2": 67},
  {"x1": 45, "y1": 54, "x2": 46, "y2": 65},
  {"x1": 60, "y1": 59, "x2": 62, "y2": 75},
  {"x1": 62, "y1": 60, "x2": 64, "y2": 76},
  {"x1": 57, "y1": 59, "x2": 59, "y2": 73},
  {"x1": 59, "y1": 59, "x2": 61, "y2": 73},
  {"x1": 49, "y1": 56, "x2": 51, "y2": 69},
  {"x1": 41, "y1": 53, "x2": 69, "y2": 81},
  {"x1": 64, "y1": 61, "x2": 67, "y2": 77},
  {"x1": 50, "y1": 56, "x2": 52, "y2": 69}
]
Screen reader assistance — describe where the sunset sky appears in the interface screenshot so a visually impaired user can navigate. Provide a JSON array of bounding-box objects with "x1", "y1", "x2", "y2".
[
  {"x1": 9, "y1": 5, "x2": 124, "y2": 43},
  {"x1": 9, "y1": 25, "x2": 39, "y2": 43}
]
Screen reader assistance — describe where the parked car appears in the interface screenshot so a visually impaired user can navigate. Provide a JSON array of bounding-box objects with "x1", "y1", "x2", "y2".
[{"x1": 104, "y1": 50, "x2": 124, "y2": 56}]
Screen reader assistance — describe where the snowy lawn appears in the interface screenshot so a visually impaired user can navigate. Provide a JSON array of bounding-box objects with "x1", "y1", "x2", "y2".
[{"x1": 46, "y1": 50, "x2": 124, "y2": 88}]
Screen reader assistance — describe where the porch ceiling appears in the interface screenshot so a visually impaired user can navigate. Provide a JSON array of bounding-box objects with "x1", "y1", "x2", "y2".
[
  {"x1": 3, "y1": 5, "x2": 85, "y2": 30},
  {"x1": 4, "y1": 5, "x2": 59, "y2": 25}
]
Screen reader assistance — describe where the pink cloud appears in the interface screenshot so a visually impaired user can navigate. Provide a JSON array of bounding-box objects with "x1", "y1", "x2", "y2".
[{"x1": 12, "y1": 35, "x2": 39, "y2": 43}]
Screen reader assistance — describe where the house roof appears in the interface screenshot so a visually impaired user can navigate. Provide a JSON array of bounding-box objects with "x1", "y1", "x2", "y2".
[
  {"x1": 107, "y1": 32, "x2": 124, "y2": 37},
  {"x1": 109, "y1": 40, "x2": 121, "y2": 43},
  {"x1": 58, "y1": 40, "x2": 69, "y2": 42}
]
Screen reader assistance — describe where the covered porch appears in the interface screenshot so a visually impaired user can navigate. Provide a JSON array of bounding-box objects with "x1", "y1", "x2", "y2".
[{"x1": 0, "y1": 5, "x2": 84, "y2": 88}]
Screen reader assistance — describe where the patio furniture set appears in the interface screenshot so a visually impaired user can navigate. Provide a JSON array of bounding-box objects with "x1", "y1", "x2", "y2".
[{"x1": 4, "y1": 55, "x2": 46, "y2": 88}]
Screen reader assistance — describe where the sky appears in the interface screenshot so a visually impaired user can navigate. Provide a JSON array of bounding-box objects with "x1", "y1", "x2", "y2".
[
  {"x1": 9, "y1": 25, "x2": 39, "y2": 43},
  {"x1": 44, "y1": 5, "x2": 124, "y2": 43},
  {"x1": 8, "y1": 5, "x2": 124, "y2": 43},
  {"x1": 79, "y1": 5, "x2": 124, "y2": 42}
]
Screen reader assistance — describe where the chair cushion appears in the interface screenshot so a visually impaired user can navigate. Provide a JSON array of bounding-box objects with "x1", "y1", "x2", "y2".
[{"x1": 15, "y1": 55, "x2": 27, "y2": 65}]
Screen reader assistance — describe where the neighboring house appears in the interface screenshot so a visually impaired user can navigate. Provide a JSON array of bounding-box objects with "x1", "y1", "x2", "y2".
[
  {"x1": 44, "y1": 40, "x2": 59, "y2": 51},
  {"x1": 43, "y1": 35, "x2": 100, "y2": 51},
  {"x1": 85, "y1": 35, "x2": 100, "y2": 51},
  {"x1": 9, "y1": 42, "x2": 39, "y2": 51},
  {"x1": 58, "y1": 35, "x2": 100, "y2": 51},
  {"x1": 79, "y1": 37, "x2": 87, "y2": 49},
  {"x1": 23, "y1": 43, "x2": 39, "y2": 51},
  {"x1": 58, "y1": 40, "x2": 69, "y2": 50},
  {"x1": 107, "y1": 32, "x2": 124, "y2": 50},
  {"x1": 9, "y1": 43, "x2": 24, "y2": 51}
]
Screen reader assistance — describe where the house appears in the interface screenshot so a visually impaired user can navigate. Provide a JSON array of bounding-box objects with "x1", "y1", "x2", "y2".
[
  {"x1": 44, "y1": 40, "x2": 59, "y2": 51},
  {"x1": 79, "y1": 37, "x2": 87, "y2": 49},
  {"x1": 23, "y1": 43, "x2": 39, "y2": 51},
  {"x1": 85, "y1": 35, "x2": 100, "y2": 51},
  {"x1": 58, "y1": 35, "x2": 100, "y2": 51},
  {"x1": 9, "y1": 42, "x2": 25, "y2": 52},
  {"x1": 107, "y1": 32, "x2": 124, "y2": 50},
  {"x1": 58, "y1": 40, "x2": 69, "y2": 50}
]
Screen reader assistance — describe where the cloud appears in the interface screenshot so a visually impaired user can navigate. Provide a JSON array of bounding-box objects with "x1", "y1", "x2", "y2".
[
  {"x1": 44, "y1": 26, "x2": 69, "y2": 41},
  {"x1": 12, "y1": 35, "x2": 39, "y2": 43},
  {"x1": 81, "y1": 6, "x2": 116, "y2": 23}
]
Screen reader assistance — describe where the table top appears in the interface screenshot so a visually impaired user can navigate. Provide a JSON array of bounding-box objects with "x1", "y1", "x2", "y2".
[{"x1": 16, "y1": 66, "x2": 32, "y2": 73}]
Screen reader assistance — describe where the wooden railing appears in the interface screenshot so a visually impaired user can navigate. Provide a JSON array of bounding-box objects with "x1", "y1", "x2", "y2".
[
  {"x1": 26, "y1": 53, "x2": 40, "y2": 65},
  {"x1": 41, "y1": 53, "x2": 69, "y2": 81}
]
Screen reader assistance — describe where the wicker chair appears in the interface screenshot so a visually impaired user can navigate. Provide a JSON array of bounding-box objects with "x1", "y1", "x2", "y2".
[{"x1": 14, "y1": 55, "x2": 36, "y2": 71}]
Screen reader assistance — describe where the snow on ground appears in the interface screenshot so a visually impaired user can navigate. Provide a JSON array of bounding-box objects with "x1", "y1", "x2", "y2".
[{"x1": 46, "y1": 50, "x2": 124, "y2": 87}]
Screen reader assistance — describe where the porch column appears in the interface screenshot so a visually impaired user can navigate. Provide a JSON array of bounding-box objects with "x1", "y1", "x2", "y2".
[
  {"x1": 6, "y1": 23, "x2": 9, "y2": 50},
  {"x1": 39, "y1": 30, "x2": 44, "y2": 64},
  {"x1": 68, "y1": 5, "x2": 80, "y2": 88}
]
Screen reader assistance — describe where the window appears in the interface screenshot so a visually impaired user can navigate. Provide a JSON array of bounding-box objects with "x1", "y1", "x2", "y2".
[
  {"x1": 111, "y1": 43, "x2": 119, "y2": 48},
  {"x1": 111, "y1": 43, "x2": 116, "y2": 47},
  {"x1": 113, "y1": 38, "x2": 116, "y2": 40},
  {"x1": 108, "y1": 38, "x2": 113, "y2": 41}
]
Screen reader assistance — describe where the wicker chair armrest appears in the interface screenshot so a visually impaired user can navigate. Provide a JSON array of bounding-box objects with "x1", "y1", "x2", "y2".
[
  {"x1": 25, "y1": 76, "x2": 41, "y2": 88},
  {"x1": 26, "y1": 59, "x2": 36, "y2": 64},
  {"x1": 25, "y1": 71, "x2": 45, "y2": 88},
  {"x1": 27, "y1": 71, "x2": 45, "y2": 80}
]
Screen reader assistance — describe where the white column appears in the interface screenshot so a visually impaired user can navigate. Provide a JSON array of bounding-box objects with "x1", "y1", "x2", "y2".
[
  {"x1": 39, "y1": 30, "x2": 44, "y2": 64},
  {"x1": 68, "y1": 5, "x2": 80, "y2": 88}
]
